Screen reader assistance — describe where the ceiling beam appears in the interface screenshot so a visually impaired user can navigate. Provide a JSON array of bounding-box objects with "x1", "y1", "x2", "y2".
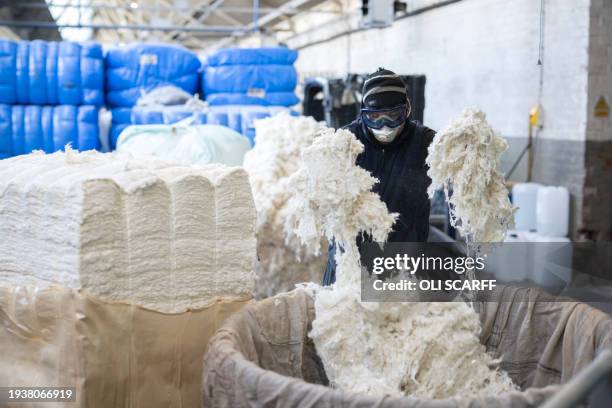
[
  {"x1": 208, "y1": 0, "x2": 314, "y2": 50},
  {"x1": 0, "y1": 20, "x2": 246, "y2": 33}
]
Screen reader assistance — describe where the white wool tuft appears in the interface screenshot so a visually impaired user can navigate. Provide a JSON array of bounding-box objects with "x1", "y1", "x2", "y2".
[
  {"x1": 243, "y1": 113, "x2": 328, "y2": 298},
  {"x1": 287, "y1": 127, "x2": 516, "y2": 398},
  {"x1": 426, "y1": 108, "x2": 516, "y2": 243},
  {"x1": 284, "y1": 128, "x2": 396, "y2": 263}
]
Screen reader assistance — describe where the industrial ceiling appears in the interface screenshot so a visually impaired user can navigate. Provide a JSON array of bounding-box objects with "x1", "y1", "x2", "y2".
[{"x1": 0, "y1": 0, "x2": 338, "y2": 50}]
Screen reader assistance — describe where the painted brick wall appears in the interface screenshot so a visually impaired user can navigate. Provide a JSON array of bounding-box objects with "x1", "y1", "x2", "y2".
[{"x1": 582, "y1": 0, "x2": 612, "y2": 240}]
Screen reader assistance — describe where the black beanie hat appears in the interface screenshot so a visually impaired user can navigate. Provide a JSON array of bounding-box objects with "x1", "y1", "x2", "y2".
[{"x1": 362, "y1": 68, "x2": 408, "y2": 109}]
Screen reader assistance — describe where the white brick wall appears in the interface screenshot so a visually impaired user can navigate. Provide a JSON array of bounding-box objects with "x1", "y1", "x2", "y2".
[{"x1": 290, "y1": 0, "x2": 591, "y2": 143}]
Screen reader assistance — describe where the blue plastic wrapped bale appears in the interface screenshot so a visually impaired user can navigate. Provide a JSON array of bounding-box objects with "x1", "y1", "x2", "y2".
[
  {"x1": 80, "y1": 43, "x2": 104, "y2": 106},
  {"x1": 0, "y1": 40, "x2": 17, "y2": 104},
  {"x1": 207, "y1": 111, "x2": 229, "y2": 127},
  {"x1": 205, "y1": 47, "x2": 297, "y2": 67},
  {"x1": 163, "y1": 109, "x2": 195, "y2": 124},
  {"x1": 110, "y1": 124, "x2": 129, "y2": 150},
  {"x1": 58, "y1": 42, "x2": 82, "y2": 105},
  {"x1": 0, "y1": 105, "x2": 100, "y2": 157},
  {"x1": 16, "y1": 42, "x2": 29, "y2": 104},
  {"x1": 130, "y1": 106, "x2": 205, "y2": 126},
  {"x1": 0, "y1": 40, "x2": 103, "y2": 106},
  {"x1": 28, "y1": 40, "x2": 47, "y2": 104},
  {"x1": 203, "y1": 65, "x2": 297, "y2": 94},
  {"x1": 56, "y1": 40, "x2": 104, "y2": 105},
  {"x1": 242, "y1": 110, "x2": 271, "y2": 146},
  {"x1": 206, "y1": 91, "x2": 299, "y2": 107},
  {"x1": 105, "y1": 43, "x2": 201, "y2": 107},
  {"x1": 51, "y1": 105, "x2": 99, "y2": 151},
  {"x1": 225, "y1": 110, "x2": 242, "y2": 134},
  {"x1": 11, "y1": 105, "x2": 25, "y2": 156},
  {"x1": 77, "y1": 106, "x2": 100, "y2": 151},
  {"x1": 41, "y1": 106, "x2": 54, "y2": 153},
  {"x1": 132, "y1": 109, "x2": 163, "y2": 125},
  {"x1": 207, "y1": 105, "x2": 294, "y2": 138},
  {"x1": 46, "y1": 42, "x2": 59, "y2": 104},
  {"x1": 105, "y1": 43, "x2": 201, "y2": 73},
  {"x1": 52, "y1": 105, "x2": 77, "y2": 150},
  {"x1": 111, "y1": 107, "x2": 133, "y2": 126},
  {"x1": 0, "y1": 105, "x2": 12, "y2": 158},
  {"x1": 105, "y1": 75, "x2": 200, "y2": 107},
  {"x1": 24, "y1": 105, "x2": 44, "y2": 153}
]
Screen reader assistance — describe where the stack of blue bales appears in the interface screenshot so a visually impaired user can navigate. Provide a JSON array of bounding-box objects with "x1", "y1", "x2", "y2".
[
  {"x1": 105, "y1": 43, "x2": 201, "y2": 107},
  {"x1": 202, "y1": 47, "x2": 299, "y2": 107},
  {"x1": 0, "y1": 40, "x2": 104, "y2": 159},
  {"x1": 201, "y1": 47, "x2": 300, "y2": 145},
  {"x1": 107, "y1": 43, "x2": 201, "y2": 148},
  {"x1": 109, "y1": 45, "x2": 300, "y2": 148}
]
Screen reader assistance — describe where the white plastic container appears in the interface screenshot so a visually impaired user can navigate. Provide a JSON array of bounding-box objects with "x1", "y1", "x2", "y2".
[
  {"x1": 512, "y1": 183, "x2": 541, "y2": 231},
  {"x1": 485, "y1": 230, "x2": 530, "y2": 282},
  {"x1": 524, "y1": 232, "x2": 572, "y2": 289},
  {"x1": 536, "y1": 186, "x2": 570, "y2": 237}
]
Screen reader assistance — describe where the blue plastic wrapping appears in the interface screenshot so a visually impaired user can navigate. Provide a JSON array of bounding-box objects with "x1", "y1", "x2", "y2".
[
  {"x1": 108, "y1": 104, "x2": 293, "y2": 149},
  {"x1": 52, "y1": 105, "x2": 76, "y2": 150},
  {"x1": 77, "y1": 105, "x2": 100, "y2": 151},
  {"x1": 46, "y1": 42, "x2": 59, "y2": 104},
  {"x1": 226, "y1": 110, "x2": 242, "y2": 133},
  {"x1": 110, "y1": 124, "x2": 128, "y2": 150},
  {"x1": 105, "y1": 72, "x2": 199, "y2": 107},
  {"x1": 0, "y1": 105, "x2": 12, "y2": 158},
  {"x1": 16, "y1": 42, "x2": 29, "y2": 104},
  {"x1": 110, "y1": 106, "x2": 206, "y2": 149},
  {"x1": 105, "y1": 43, "x2": 201, "y2": 107},
  {"x1": 24, "y1": 105, "x2": 43, "y2": 153},
  {"x1": 29, "y1": 40, "x2": 47, "y2": 104},
  {"x1": 58, "y1": 42, "x2": 81, "y2": 105},
  {"x1": 11, "y1": 105, "x2": 25, "y2": 155},
  {"x1": 207, "y1": 111, "x2": 229, "y2": 127},
  {"x1": 105, "y1": 43, "x2": 201, "y2": 72},
  {"x1": 206, "y1": 92, "x2": 299, "y2": 107},
  {"x1": 0, "y1": 40, "x2": 17, "y2": 104},
  {"x1": 111, "y1": 107, "x2": 133, "y2": 125},
  {"x1": 132, "y1": 109, "x2": 164, "y2": 125},
  {"x1": 209, "y1": 105, "x2": 294, "y2": 145},
  {"x1": 80, "y1": 43, "x2": 104, "y2": 106},
  {"x1": 205, "y1": 47, "x2": 297, "y2": 66},
  {"x1": 203, "y1": 64, "x2": 297, "y2": 94},
  {"x1": 41, "y1": 106, "x2": 54, "y2": 153},
  {"x1": 0, "y1": 104, "x2": 100, "y2": 157},
  {"x1": 0, "y1": 40, "x2": 103, "y2": 106}
]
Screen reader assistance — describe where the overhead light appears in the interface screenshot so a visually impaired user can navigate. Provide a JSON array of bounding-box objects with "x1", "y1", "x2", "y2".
[{"x1": 130, "y1": 2, "x2": 139, "y2": 9}]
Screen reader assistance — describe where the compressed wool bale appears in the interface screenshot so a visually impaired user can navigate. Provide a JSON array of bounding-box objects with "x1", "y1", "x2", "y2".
[
  {"x1": 243, "y1": 113, "x2": 328, "y2": 298},
  {"x1": 285, "y1": 127, "x2": 516, "y2": 399},
  {"x1": 111, "y1": 170, "x2": 174, "y2": 308},
  {"x1": 426, "y1": 108, "x2": 516, "y2": 243},
  {"x1": 0, "y1": 149, "x2": 255, "y2": 312},
  {"x1": 156, "y1": 168, "x2": 216, "y2": 309},
  {"x1": 204, "y1": 165, "x2": 257, "y2": 296}
]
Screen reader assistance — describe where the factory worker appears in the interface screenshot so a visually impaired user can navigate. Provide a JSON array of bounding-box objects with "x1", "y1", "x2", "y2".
[{"x1": 323, "y1": 68, "x2": 436, "y2": 285}]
